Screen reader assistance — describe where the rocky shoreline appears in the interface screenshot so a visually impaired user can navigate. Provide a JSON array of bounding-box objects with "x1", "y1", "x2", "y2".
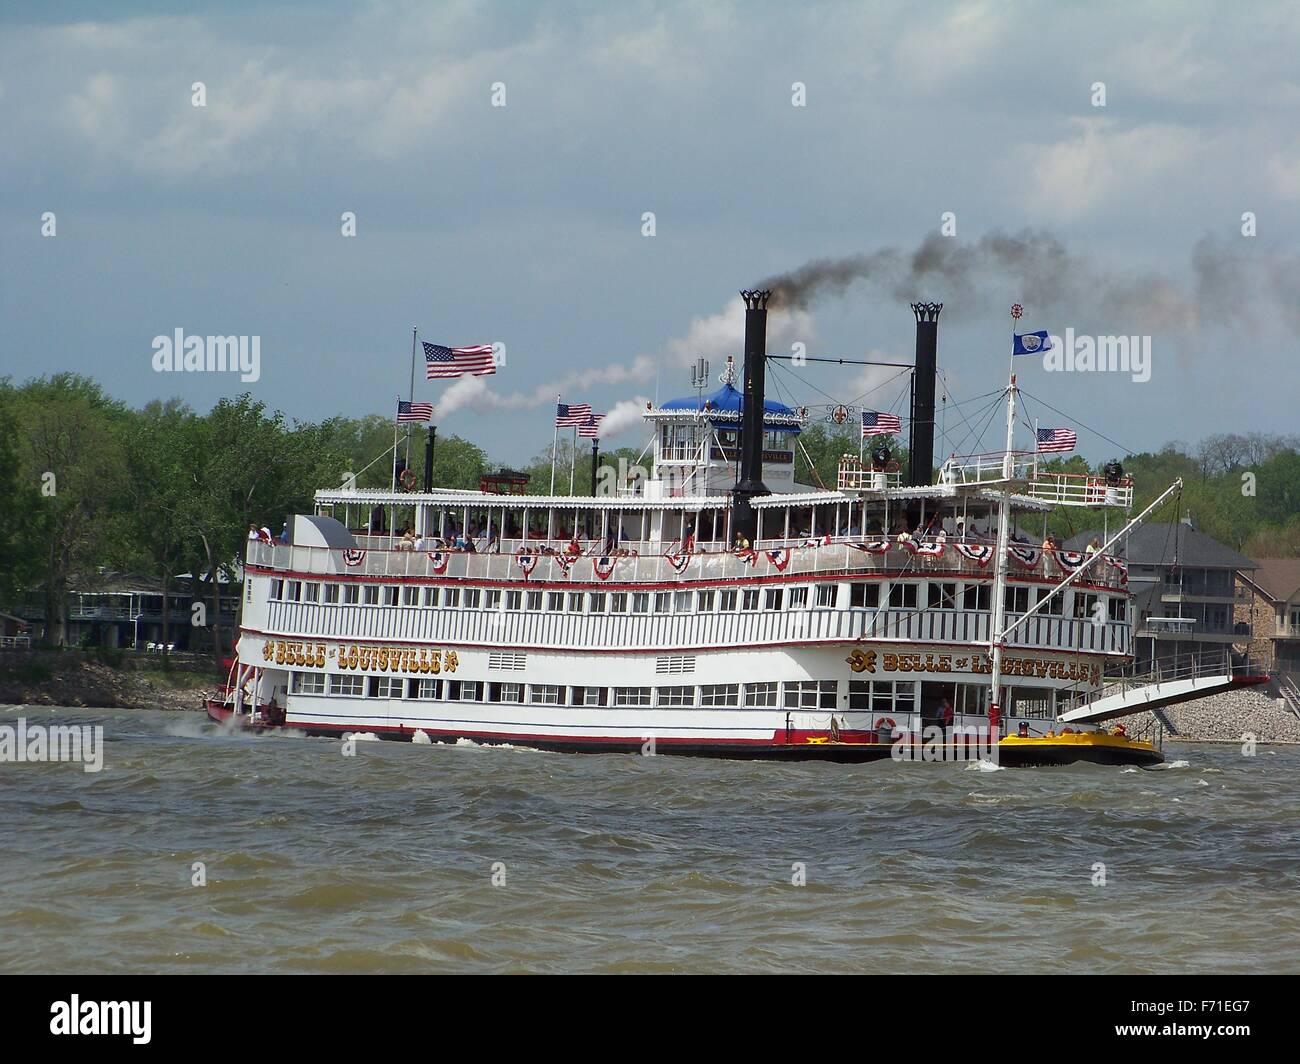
[
  {"x1": 1129, "y1": 688, "x2": 1300, "y2": 745},
  {"x1": 0, "y1": 655, "x2": 215, "y2": 713}
]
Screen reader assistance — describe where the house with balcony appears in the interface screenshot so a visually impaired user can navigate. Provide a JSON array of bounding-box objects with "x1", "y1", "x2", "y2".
[
  {"x1": 1236, "y1": 558, "x2": 1300, "y2": 679},
  {"x1": 17, "y1": 569, "x2": 241, "y2": 650},
  {"x1": 1066, "y1": 519, "x2": 1257, "y2": 672}
]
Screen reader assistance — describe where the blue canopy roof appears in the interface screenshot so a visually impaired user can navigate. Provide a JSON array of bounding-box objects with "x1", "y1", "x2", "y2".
[{"x1": 659, "y1": 383, "x2": 801, "y2": 433}]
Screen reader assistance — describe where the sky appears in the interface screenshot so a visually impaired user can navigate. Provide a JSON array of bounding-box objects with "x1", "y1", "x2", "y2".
[{"x1": 3, "y1": 0, "x2": 1299, "y2": 467}]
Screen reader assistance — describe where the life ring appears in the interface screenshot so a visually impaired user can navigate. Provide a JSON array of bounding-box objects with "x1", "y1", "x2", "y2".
[
  {"x1": 399, "y1": 468, "x2": 418, "y2": 491},
  {"x1": 874, "y1": 716, "x2": 897, "y2": 732}
]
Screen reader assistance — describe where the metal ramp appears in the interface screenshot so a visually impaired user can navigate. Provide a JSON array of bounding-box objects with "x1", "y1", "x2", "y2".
[{"x1": 1058, "y1": 651, "x2": 1270, "y2": 726}]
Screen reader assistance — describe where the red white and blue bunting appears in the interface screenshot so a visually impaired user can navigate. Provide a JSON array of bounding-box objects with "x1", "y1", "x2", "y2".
[
  {"x1": 764, "y1": 548, "x2": 792, "y2": 571},
  {"x1": 593, "y1": 556, "x2": 617, "y2": 580},
  {"x1": 849, "y1": 540, "x2": 892, "y2": 555},
  {"x1": 1007, "y1": 544, "x2": 1041, "y2": 568},
  {"x1": 954, "y1": 542, "x2": 994, "y2": 567},
  {"x1": 516, "y1": 554, "x2": 538, "y2": 578},
  {"x1": 735, "y1": 548, "x2": 759, "y2": 566},
  {"x1": 427, "y1": 551, "x2": 449, "y2": 574},
  {"x1": 901, "y1": 537, "x2": 946, "y2": 558},
  {"x1": 665, "y1": 553, "x2": 693, "y2": 575},
  {"x1": 343, "y1": 548, "x2": 366, "y2": 567},
  {"x1": 1108, "y1": 557, "x2": 1128, "y2": 585},
  {"x1": 1055, "y1": 549, "x2": 1087, "y2": 571},
  {"x1": 554, "y1": 555, "x2": 576, "y2": 575}
]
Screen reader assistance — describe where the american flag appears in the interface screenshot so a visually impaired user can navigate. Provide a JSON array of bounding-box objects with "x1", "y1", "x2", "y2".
[
  {"x1": 396, "y1": 400, "x2": 433, "y2": 423},
  {"x1": 555, "y1": 402, "x2": 592, "y2": 427},
  {"x1": 578, "y1": 413, "x2": 605, "y2": 438},
  {"x1": 861, "y1": 410, "x2": 902, "y2": 437},
  {"x1": 423, "y1": 342, "x2": 496, "y2": 379},
  {"x1": 1036, "y1": 427, "x2": 1077, "y2": 453}
]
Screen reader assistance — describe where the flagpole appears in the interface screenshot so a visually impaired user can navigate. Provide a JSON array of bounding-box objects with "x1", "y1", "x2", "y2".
[
  {"x1": 549, "y1": 393, "x2": 560, "y2": 495},
  {"x1": 406, "y1": 328, "x2": 417, "y2": 472},
  {"x1": 568, "y1": 425, "x2": 577, "y2": 495},
  {"x1": 391, "y1": 396, "x2": 400, "y2": 493}
]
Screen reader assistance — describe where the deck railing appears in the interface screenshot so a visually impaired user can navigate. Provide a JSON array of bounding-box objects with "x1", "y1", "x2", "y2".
[{"x1": 247, "y1": 538, "x2": 1131, "y2": 590}]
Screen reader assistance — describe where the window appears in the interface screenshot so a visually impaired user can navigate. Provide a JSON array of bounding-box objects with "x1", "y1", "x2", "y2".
[
  {"x1": 530, "y1": 684, "x2": 562, "y2": 705},
  {"x1": 1073, "y1": 592, "x2": 1099, "y2": 620},
  {"x1": 485, "y1": 590, "x2": 502, "y2": 610},
  {"x1": 344, "y1": 584, "x2": 361, "y2": 605},
  {"x1": 674, "y1": 591, "x2": 693, "y2": 612},
  {"x1": 789, "y1": 587, "x2": 809, "y2": 609},
  {"x1": 547, "y1": 592, "x2": 564, "y2": 612},
  {"x1": 656, "y1": 685, "x2": 695, "y2": 707},
  {"x1": 567, "y1": 592, "x2": 584, "y2": 612},
  {"x1": 1004, "y1": 586, "x2": 1030, "y2": 613},
  {"x1": 611, "y1": 592, "x2": 629, "y2": 613},
  {"x1": 423, "y1": 586, "x2": 440, "y2": 607},
  {"x1": 521, "y1": 590, "x2": 539, "y2": 611},
  {"x1": 444, "y1": 587, "x2": 461, "y2": 608},
  {"x1": 815, "y1": 584, "x2": 837, "y2": 608},
  {"x1": 287, "y1": 580, "x2": 301, "y2": 601},
  {"x1": 1035, "y1": 587, "x2": 1063, "y2": 615},
  {"x1": 330, "y1": 674, "x2": 364, "y2": 697},
  {"x1": 888, "y1": 583, "x2": 918, "y2": 609},
  {"x1": 447, "y1": 680, "x2": 481, "y2": 701},
  {"x1": 632, "y1": 592, "x2": 650, "y2": 614},
  {"x1": 720, "y1": 589, "x2": 738, "y2": 611},
  {"x1": 849, "y1": 583, "x2": 878, "y2": 609},
  {"x1": 613, "y1": 686, "x2": 652, "y2": 707},
  {"x1": 927, "y1": 582, "x2": 957, "y2": 610},
  {"x1": 1008, "y1": 686, "x2": 1053, "y2": 720},
  {"x1": 783, "y1": 680, "x2": 837, "y2": 709},
  {"x1": 588, "y1": 592, "x2": 607, "y2": 613},
  {"x1": 700, "y1": 683, "x2": 740, "y2": 707},
  {"x1": 962, "y1": 584, "x2": 990, "y2": 611},
  {"x1": 763, "y1": 588, "x2": 784, "y2": 611},
  {"x1": 323, "y1": 584, "x2": 340, "y2": 605},
  {"x1": 369, "y1": 676, "x2": 403, "y2": 698},
  {"x1": 849, "y1": 679, "x2": 915, "y2": 714},
  {"x1": 363, "y1": 585, "x2": 380, "y2": 605},
  {"x1": 575, "y1": 686, "x2": 607, "y2": 706},
  {"x1": 402, "y1": 586, "x2": 420, "y2": 606},
  {"x1": 303, "y1": 582, "x2": 320, "y2": 604},
  {"x1": 269, "y1": 578, "x2": 284, "y2": 600},
  {"x1": 741, "y1": 589, "x2": 760, "y2": 610},
  {"x1": 697, "y1": 590, "x2": 716, "y2": 612},
  {"x1": 654, "y1": 592, "x2": 671, "y2": 613},
  {"x1": 744, "y1": 682, "x2": 779, "y2": 707},
  {"x1": 383, "y1": 586, "x2": 399, "y2": 606},
  {"x1": 462, "y1": 588, "x2": 479, "y2": 609},
  {"x1": 507, "y1": 590, "x2": 527, "y2": 610},
  {"x1": 293, "y1": 671, "x2": 325, "y2": 694},
  {"x1": 489, "y1": 682, "x2": 524, "y2": 703},
  {"x1": 410, "y1": 678, "x2": 443, "y2": 700},
  {"x1": 1108, "y1": 597, "x2": 1127, "y2": 622}
]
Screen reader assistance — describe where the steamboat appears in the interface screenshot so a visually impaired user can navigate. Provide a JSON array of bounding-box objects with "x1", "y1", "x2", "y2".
[{"x1": 207, "y1": 293, "x2": 1264, "y2": 765}]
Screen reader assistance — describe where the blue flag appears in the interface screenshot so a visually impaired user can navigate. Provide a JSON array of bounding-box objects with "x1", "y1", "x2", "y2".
[{"x1": 1013, "y1": 330, "x2": 1053, "y2": 356}]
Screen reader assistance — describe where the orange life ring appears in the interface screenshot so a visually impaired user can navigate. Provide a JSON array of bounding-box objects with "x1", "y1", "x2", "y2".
[
  {"x1": 399, "y1": 468, "x2": 418, "y2": 491},
  {"x1": 874, "y1": 716, "x2": 897, "y2": 732}
]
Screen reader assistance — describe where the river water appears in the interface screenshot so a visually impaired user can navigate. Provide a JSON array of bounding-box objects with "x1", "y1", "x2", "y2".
[{"x1": 1, "y1": 705, "x2": 1297, "y2": 974}]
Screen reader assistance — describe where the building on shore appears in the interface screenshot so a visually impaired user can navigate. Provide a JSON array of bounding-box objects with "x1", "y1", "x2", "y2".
[
  {"x1": 1066, "y1": 519, "x2": 1257, "y2": 672},
  {"x1": 16, "y1": 569, "x2": 240, "y2": 650},
  {"x1": 1235, "y1": 558, "x2": 1300, "y2": 680}
]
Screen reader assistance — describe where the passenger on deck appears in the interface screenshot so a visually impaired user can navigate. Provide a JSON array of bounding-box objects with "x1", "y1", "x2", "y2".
[
  {"x1": 1084, "y1": 536, "x2": 1101, "y2": 556},
  {"x1": 279, "y1": 521, "x2": 290, "y2": 544},
  {"x1": 247, "y1": 523, "x2": 260, "y2": 542},
  {"x1": 734, "y1": 533, "x2": 751, "y2": 551}
]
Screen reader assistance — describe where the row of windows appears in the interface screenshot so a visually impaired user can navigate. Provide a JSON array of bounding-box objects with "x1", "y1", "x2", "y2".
[
  {"x1": 270, "y1": 578, "x2": 1125, "y2": 620},
  {"x1": 291, "y1": 673, "x2": 916, "y2": 711}
]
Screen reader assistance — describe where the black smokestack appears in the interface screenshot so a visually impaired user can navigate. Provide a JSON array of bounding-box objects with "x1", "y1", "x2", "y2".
[
  {"x1": 732, "y1": 289, "x2": 771, "y2": 542},
  {"x1": 908, "y1": 302, "x2": 942, "y2": 487},
  {"x1": 423, "y1": 426, "x2": 436, "y2": 493}
]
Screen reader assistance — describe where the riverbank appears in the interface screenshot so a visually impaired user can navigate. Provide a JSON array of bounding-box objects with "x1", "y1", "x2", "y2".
[
  {"x1": 1129, "y1": 687, "x2": 1300, "y2": 744},
  {"x1": 0, "y1": 650, "x2": 215, "y2": 712}
]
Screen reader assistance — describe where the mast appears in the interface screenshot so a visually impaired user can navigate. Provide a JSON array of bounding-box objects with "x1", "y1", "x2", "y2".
[{"x1": 987, "y1": 304, "x2": 1023, "y2": 735}]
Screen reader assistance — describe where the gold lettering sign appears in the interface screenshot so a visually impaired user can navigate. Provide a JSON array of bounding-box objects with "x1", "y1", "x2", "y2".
[
  {"x1": 261, "y1": 640, "x2": 458, "y2": 674},
  {"x1": 845, "y1": 646, "x2": 1099, "y2": 685}
]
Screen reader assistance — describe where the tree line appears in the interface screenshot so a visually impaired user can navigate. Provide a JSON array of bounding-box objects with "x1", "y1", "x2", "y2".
[{"x1": 2, "y1": 375, "x2": 1297, "y2": 651}]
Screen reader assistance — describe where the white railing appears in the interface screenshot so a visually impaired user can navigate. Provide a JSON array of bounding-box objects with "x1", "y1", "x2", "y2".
[
  {"x1": 0, "y1": 635, "x2": 32, "y2": 649},
  {"x1": 248, "y1": 539, "x2": 1131, "y2": 591},
  {"x1": 1024, "y1": 470, "x2": 1134, "y2": 508},
  {"x1": 261, "y1": 600, "x2": 1132, "y2": 658},
  {"x1": 837, "y1": 456, "x2": 903, "y2": 492},
  {"x1": 938, "y1": 451, "x2": 1037, "y2": 486}
]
